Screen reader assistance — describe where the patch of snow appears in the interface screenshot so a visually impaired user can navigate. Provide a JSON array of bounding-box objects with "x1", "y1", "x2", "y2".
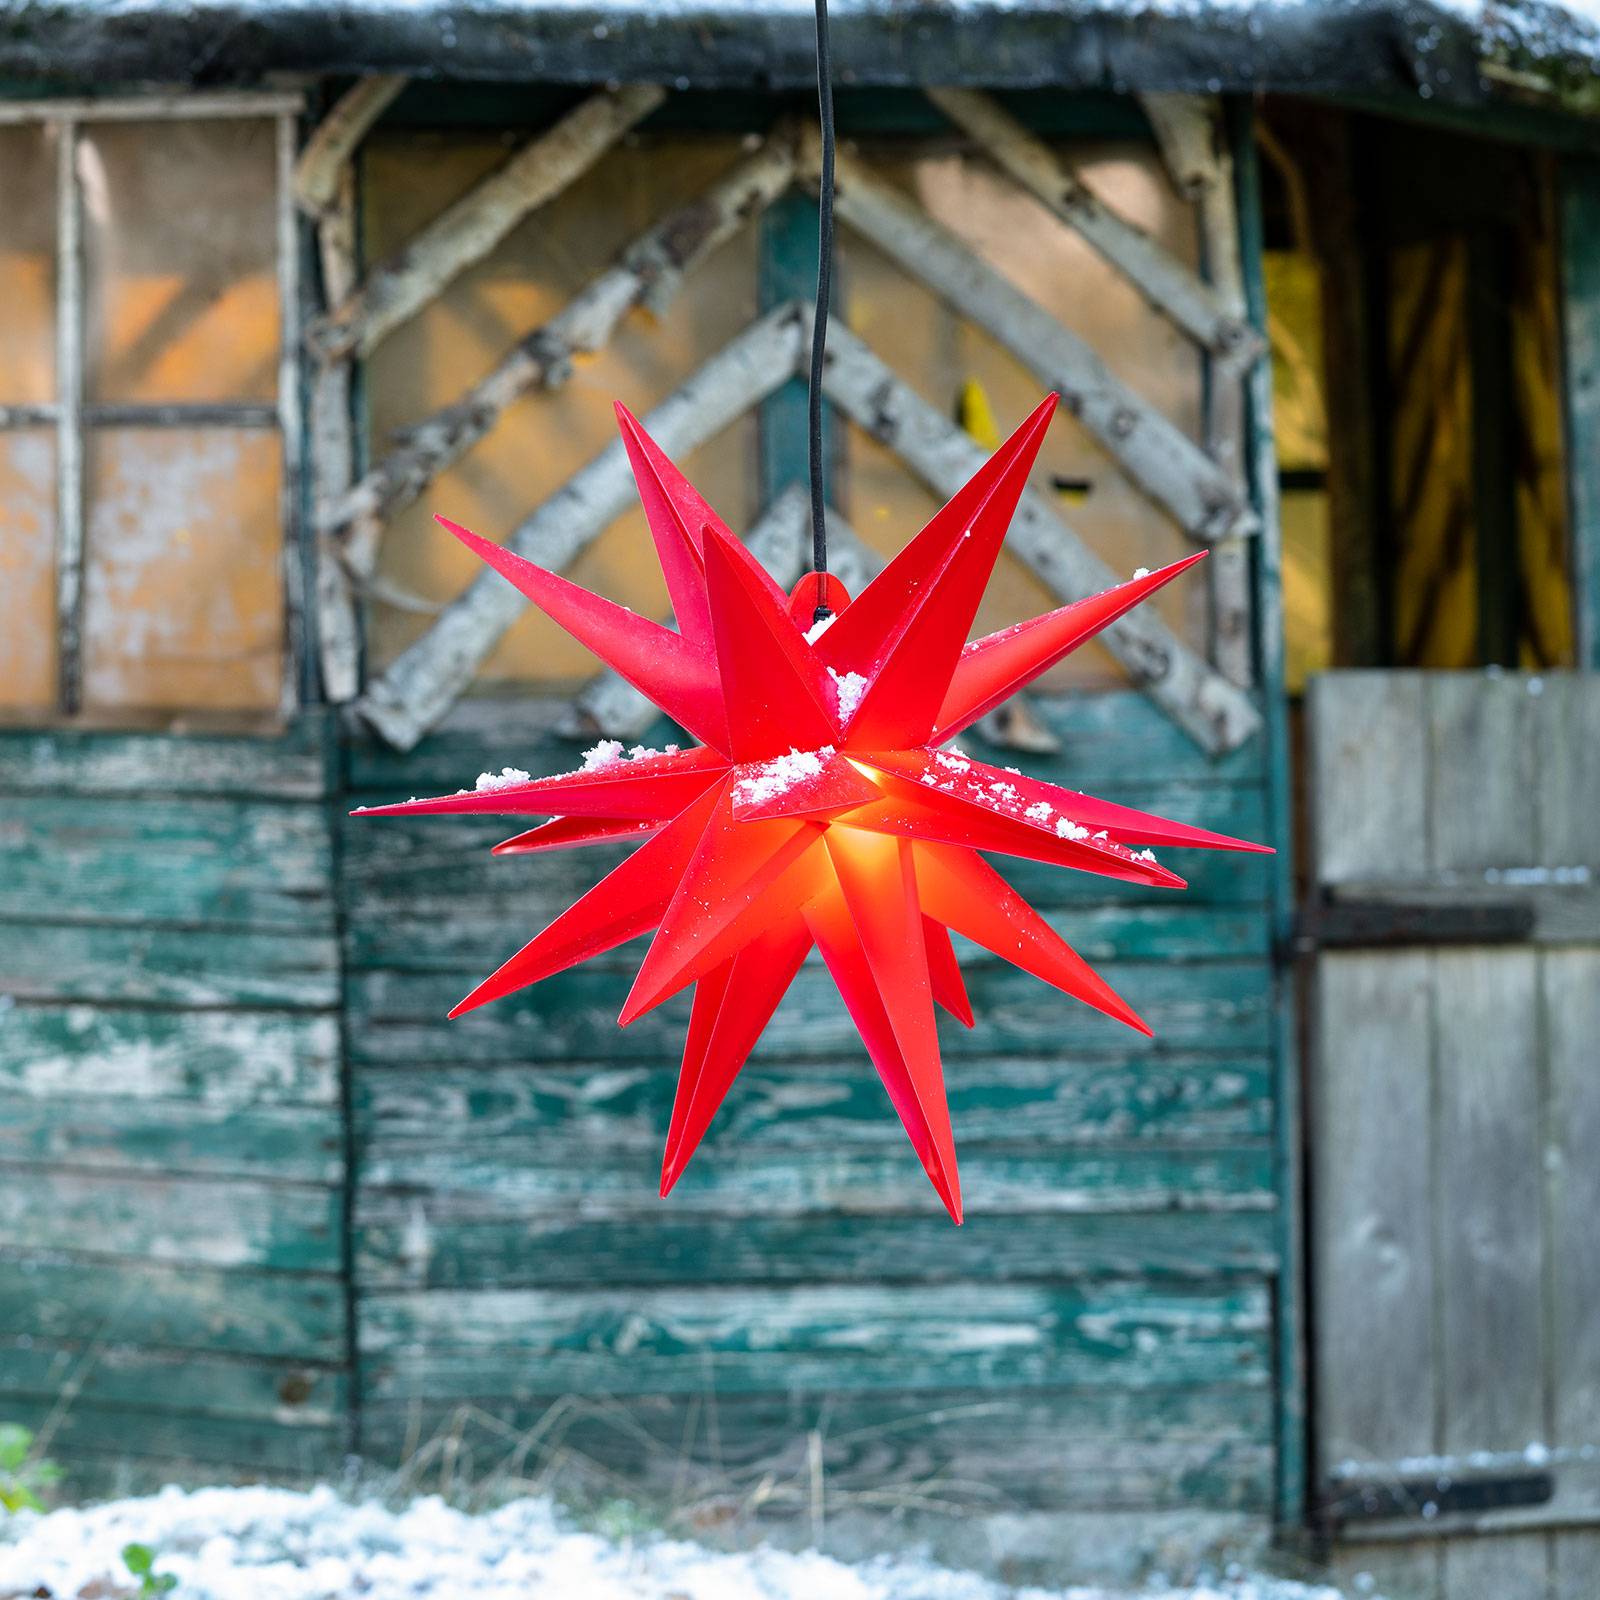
[
  {"x1": 0, "y1": 1485, "x2": 1373, "y2": 1600},
  {"x1": 934, "y1": 750, "x2": 973, "y2": 773},
  {"x1": 828, "y1": 667, "x2": 869, "y2": 725},
  {"x1": 803, "y1": 612, "x2": 837, "y2": 644},
  {"x1": 581, "y1": 739, "x2": 626, "y2": 771},
  {"x1": 1133, "y1": 567, "x2": 1150, "y2": 580},
  {"x1": 733, "y1": 747, "x2": 834, "y2": 807},
  {"x1": 1024, "y1": 801, "x2": 1054, "y2": 823},
  {"x1": 474, "y1": 766, "x2": 531, "y2": 791},
  {"x1": 1055, "y1": 817, "x2": 1090, "y2": 841}
]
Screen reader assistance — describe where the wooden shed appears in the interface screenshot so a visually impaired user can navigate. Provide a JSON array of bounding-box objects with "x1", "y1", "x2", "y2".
[{"x1": 0, "y1": 3, "x2": 1597, "y2": 1593}]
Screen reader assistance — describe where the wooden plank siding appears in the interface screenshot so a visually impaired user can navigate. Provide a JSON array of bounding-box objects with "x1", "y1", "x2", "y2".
[
  {"x1": 343, "y1": 687, "x2": 1283, "y2": 1521},
  {"x1": 0, "y1": 714, "x2": 350, "y2": 1488}
]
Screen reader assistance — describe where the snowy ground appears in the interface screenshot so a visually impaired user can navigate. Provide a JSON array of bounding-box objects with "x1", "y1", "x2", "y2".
[{"x1": 0, "y1": 1486, "x2": 1374, "y2": 1600}]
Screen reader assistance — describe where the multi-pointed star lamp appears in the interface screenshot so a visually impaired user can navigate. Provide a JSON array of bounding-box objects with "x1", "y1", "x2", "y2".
[{"x1": 356, "y1": 395, "x2": 1271, "y2": 1222}]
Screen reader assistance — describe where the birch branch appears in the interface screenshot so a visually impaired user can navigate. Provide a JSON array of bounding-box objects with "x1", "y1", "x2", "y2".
[
  {"x1": 817, "y1": 313, "x2": 1261, "y2": 753},
  {"x1": 820, "y1": 142, "x2": 1257, "y2": 544},
  {"x1": 355, "y1": 303, "x2": 807, "y2": 750},
  {"x1": 308, "y1": 85, "x2": 665, "y2": 363},
  {"x1": 293, "y1": 75, "x2": 407, "y2": 218},
  {"x1": 926, "y1": 88, "x2": 1263, "y2": 366},
  {"x1": 322, "y1": 131, "x2": 795, "y2": 538}
]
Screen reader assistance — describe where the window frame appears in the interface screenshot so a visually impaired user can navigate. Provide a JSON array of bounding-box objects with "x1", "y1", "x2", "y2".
[{"x1": 0, "y1": 90, "x2": 305, "y2": 723}]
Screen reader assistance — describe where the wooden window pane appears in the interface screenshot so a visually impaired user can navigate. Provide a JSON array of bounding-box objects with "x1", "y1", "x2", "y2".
[
  {"x1": 839, "y1": 143, "x2": 1208, "y2": 690},
  {"x1": 81, "y1": 118, "x2": 279, "y2": 405},
  {"x1": 361, "y1": 131, "x2": 761, "y2": 687},
  {"x1": 0, "y1": 124, "x2": 57, "y2": 406},
  {"x1": 0, "y1": 430, "x2": 58, "y2": 710},
  {"x1": 81, "y1": 428, "x2": 282, "y2": 711}
]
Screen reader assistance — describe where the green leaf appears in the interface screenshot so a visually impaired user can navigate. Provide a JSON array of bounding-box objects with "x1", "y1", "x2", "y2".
[
  {"x1": 122, "y1": 1543, "x2": 155, "y2": 1576},
  {"x1": 0, "y1": 1483, "x2": 43, "y2": 1513},
  {"x1": 154, "y1": 1577, "x2": 178, "y2": 1595},
  {"x1": 0, "y1": 1424, "x2": 33, "y2": 1472}
]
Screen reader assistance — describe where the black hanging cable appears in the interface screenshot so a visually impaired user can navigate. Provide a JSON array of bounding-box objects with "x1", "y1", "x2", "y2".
[{"x1": 808, "y1": 0, "x2": 836, "y2": 622}]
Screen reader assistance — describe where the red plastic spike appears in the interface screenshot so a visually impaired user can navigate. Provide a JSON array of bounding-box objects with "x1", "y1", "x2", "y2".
[
  {"x1": 353, "y1": 744, "x2": 728, "y2": 821},
  {"x1": 819, "y1": 832, "x2": 953, "y2": 1216},
  {"x1": 700, "y1": 524, "x2": 841, "y2": 761},
  {"x1": 864, "y1": 747, "x2": 1269, "y2": 855},
  {"x1": 935, "y1": 552, "x2": 1208, "y2": 742},
  {"x1": 436, "y1": 517, "x2": 730, "y2": 751},
  {"x1": 845, "y1": 766, "x2": 1186, "y2": 889},
  {"x1": 493, "y1": 816, "x2": 663, "y2": 855},
  {"x1": 729, "y1": 749, "x2": 882, "y2": 823},
  {"x1": 924, "y1": 916, "x2": 974, "y2": 1027},
  {"x1": 659, "y1": 919, "x2": 814, "y2": 1195},
  {"x1": 449, "y1": 787, "x2": 722, "y2": 1017},
  {"x1": 613, "y1": 403, "x2": 716, "y2": 651},
  {"x1": 811, "y1": 394, "x2": 1057, "y2": 681},
  {"x1": 845, "y1": 401, "x2": 1057, "y2": 746},
  {"x1": 914, "y1": 841, "x2": 1150, "y2": 1037}
]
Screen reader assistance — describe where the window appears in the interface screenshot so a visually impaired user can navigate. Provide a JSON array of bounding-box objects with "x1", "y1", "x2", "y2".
[{"x1": 0, "y1": 95, "x2": 300, "y2": 722}]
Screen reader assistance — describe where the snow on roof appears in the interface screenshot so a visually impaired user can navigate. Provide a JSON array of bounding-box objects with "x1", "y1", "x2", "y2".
[{"x1": 1, "y1": 0, "x2": 1597, "y2": 107}]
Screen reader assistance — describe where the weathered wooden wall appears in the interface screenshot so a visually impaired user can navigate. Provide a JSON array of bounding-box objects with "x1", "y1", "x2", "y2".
[
  {"x1": 0, "y1": 718, "x2": 348, "y2": 1492},
  {"x1": 342, "y1": 687, "x2": 1282, "y2": 1549}
]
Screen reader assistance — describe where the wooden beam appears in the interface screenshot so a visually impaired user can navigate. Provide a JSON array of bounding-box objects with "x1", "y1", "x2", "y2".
[
  {"x1": 354, "y1": 303, "x2": 807, "y2": 750},
  {"x1": 818, "y1": 314, "x2": 1261, "y2": 753},
  {"x1": 308, "y1": 85, "x2": 664, "y2": 363},
  {"x1": 819, "y1": 141, "x2": 1257, "y2": 544},
  {"x1": 292, "y1": 75, "x2": 407, "y2": 219},
  {"x1": 927, "y1": 88, "x2": 1262, "y2": 365},
  {"x1": 275, "y1": 110, "x2": 308, "y2": 717},
  {"x1": 1144, "y1": 94, "x2": 1257, "y2": 687},
  {"x1": 310, "y1": 165, "x2": 365, "y2": 704},
  {"x1": 53, "y1": 118, "x2": 84, "y2": 716},
  {"x1": 323, "y1": 131, "x2": 795, "y2": 538}
]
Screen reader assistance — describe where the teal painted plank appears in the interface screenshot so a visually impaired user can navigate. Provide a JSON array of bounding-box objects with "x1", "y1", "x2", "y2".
[
  {"x1": 359, "y1": 1279, "x2": 1271, "y2": 1400},
  {"x1": 1562, "y1": 157, "x2": 1600, "y2": 670},
  {"x1": 0, "y1": 922, "x2": 339, "y2": 1009},
  {"x1": 354, "y1": 1205, "x2": 1279, "y2": 1289},
  {"x1": 343, "y1": 689, "x2": 1269, "y2": 795},
  {"x1": 0, "y1": 1396, "x2": 341, "y2": 1477},
  {"x1": 0, "y1": 715, "x2": 332, "y2": 800},
  {"x1": 356, "y1": 1054, "x2": 1273, "y2": 1147},
  {"x1": 2, "y1": 1340, "x2": 345, "y2": 1427},
  {"x1": 347, "y1": 959, "x2": 1275, "y2": 1064},
  {"x1": 0, "y1": 1166, "x2": 343, "y2": 1272},
  {"x1": 359, "y1": 1385, "x2": 1272, "y2": 1513},
  {"x1": 0, "y1": 796, "x2": 334, "y2": 930},
  {"x1": 351, "y1": 1141, "x2": 1272, "y2": 1218},
  {"x1": 0, "y1": 1252, "x2": 345, "y2": 1361},
  {"x1": 0, "y1": 1006, "x2": 339, "y2": 1106},
  {"x1": 0, "y1": 1095, "x2": 343, "y2": 1183},
  {"x1": 351, "y1": 902, "x2": 1268, "y2": 974}
]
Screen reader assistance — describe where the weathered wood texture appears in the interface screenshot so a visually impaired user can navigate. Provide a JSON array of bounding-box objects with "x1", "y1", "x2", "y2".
[
  {"x1": 1309, "y1": 672, "x2": 1600, "y2": 1588},
  {"x1": 344, "y1": 686, "x2": 1280, "y2": 1517},
  {"x1": 0, "y1": 714, "x2": 348, "y2": 1487}
]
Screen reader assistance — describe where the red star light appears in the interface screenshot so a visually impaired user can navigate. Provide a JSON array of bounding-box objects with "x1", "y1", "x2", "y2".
[{"x1": 356, "y1": 396, "x2": 1271, "y2": 1222}]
